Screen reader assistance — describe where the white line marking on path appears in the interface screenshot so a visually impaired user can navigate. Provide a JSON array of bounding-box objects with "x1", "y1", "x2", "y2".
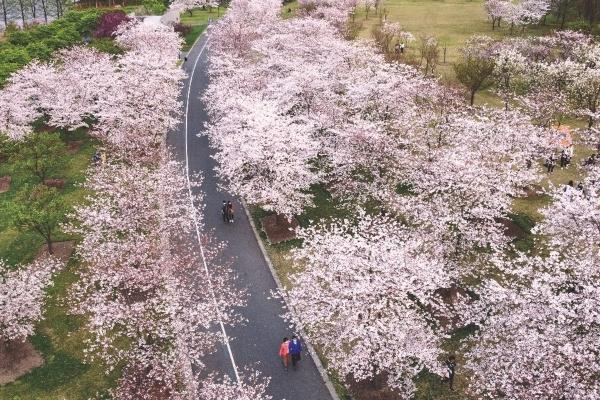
[{"x1": 184, "y1": 35, "x2": 241, "y2": 383}]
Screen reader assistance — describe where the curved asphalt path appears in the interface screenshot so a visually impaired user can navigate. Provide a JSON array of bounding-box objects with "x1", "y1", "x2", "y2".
[{"x1": 167, "y1": 30, "x2": 335, "y2": 400}]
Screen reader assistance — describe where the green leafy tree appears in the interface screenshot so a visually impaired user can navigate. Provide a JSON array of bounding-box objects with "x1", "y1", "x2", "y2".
[
  {"x1": 8, "y1": 184, "x2": 68, "y2": 255},
  {"x1": 10, "y1": 132, "x2": 67, "y2": 182},
  {"x1": 453, "y1": 55, "x2": 496, "y2": 105},
  {"x1": 0, "y1": 134, "x2": 15, "y2": 163},
  {"x1": 143, "y1": 0, "x2": 167, "y2": 14}
]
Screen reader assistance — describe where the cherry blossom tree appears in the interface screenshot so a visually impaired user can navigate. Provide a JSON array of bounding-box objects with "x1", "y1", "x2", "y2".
[
  {"x1": 22, "y1": 47, "x2": 113, "y2": 131},
  {"x1": 200, "y1": 372, "x2": 271, "y2": 400},
  {"x1": 0, "y1": 61, "x2": 47, "y2": 140},
  {"x1": 170, "y1": 0, "x2": 218, "y2": 17},
  {"x1": 285, "y1": 214, "x2": 451, "y2": 397},
  {"x1": 485, "y1": 0, "x2": 550, "y2": 32},
  {"x1": 535, "y1": 171, "x2": 600, "y2": 257},
  {"x1": 485, "y1": 0, "x2": 510, "y2": 29},
  {"x1": 0, "y1": 257, "x2": 61, "y2": 343},
  {"x1": 464, "y1": 250, "x2": 600, "y2": 399},
  {"x1": 205, "y1": 96, "x2": 321, "y2": 218},
  {"x1": 69, "y1": 160, "x2": 244, "y2": 396},
  {"x1": 209, "y1": 0, "x2": 281, "y2": 56}
]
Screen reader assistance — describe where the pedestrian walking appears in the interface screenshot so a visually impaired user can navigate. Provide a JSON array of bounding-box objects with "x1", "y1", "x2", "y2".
[
  {"x1": 400, "y1": 42, "x2": 405, "y2": 54},
  {"x1": 279, "y1": 337, "x2": 290, "y2": 370},
  {"x1": 92, "y1": 150, "x2": 101, "y2": 165},
  {"x1": 546, "y1": 154, "x2": 556, "y2": 173},
  {"x1": 394, "y1": 43, "x2": 400, "y2": 54},
  {"x1": 221, "y1": 200, "x2": 228, "y2": 222},
  {"x1": 289, "y1": 335, "x2": 302, "y2": 369},
  {"x1": 446, "y1": 355, "x2": 457, "y2": 391},
  {"x1": 226, "y1": 201, "x2": 234, "y2": 223},
  {"x1": 560, "y1": 150, "x2": 567, "y2": 168}
]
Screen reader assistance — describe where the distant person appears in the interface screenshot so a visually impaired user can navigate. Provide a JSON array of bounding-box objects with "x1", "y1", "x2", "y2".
[
  {"x1": 279, "y1": 337, "x2": 290, "y2": 370},
  {"x1": 394, "y1": 43, "x2": 400, "y2": 54},
  {"x1": 560, "y1": 150, "x2": 568, "y2": 168},
  {"x1": 289, "y1": 335, "x2": 302, "y2": 368},
  {"x1": 92, "y1": 150, "x2": 101, "y2": 165},
  {"x1": 400, "y1": 42, "x2": 405, "y2": 54},
  {"x1": 226, "y1": 201, "x2": 234, "y2": 223},
  {"x1": 446, "y1": 355, "x2": 457, "y2": 391},
  {"x1": 221, "y1": 201, "x2": 228, "y2": 222},
  {"x1": 546, "y1": 154, "x2": 556, "y2": 173}
]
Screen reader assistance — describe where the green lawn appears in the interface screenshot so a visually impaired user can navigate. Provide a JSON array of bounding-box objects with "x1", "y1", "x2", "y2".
[
  {"x1": 281, "y1": 1, "x2": 301, "y2": 19},
  {"x1": 0, "y1": 129, "x2": 118, "y2": 399},
  {"x1": 180, "y1": 6, "x2": 226, "y2": 51},
  {"x1": 357, "y1": 0, "x2": 555, "y2": 82}
]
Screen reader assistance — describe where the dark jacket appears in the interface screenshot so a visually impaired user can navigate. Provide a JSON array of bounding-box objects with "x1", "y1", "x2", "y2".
[{"x1": 288, "y1": 338, "x2": 302, "y2": 355}]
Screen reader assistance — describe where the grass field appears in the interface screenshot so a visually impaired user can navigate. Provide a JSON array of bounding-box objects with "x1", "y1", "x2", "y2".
[
  {"x1": 180, "y1": 6, "x2": 225, "y2": 51},
  {"x1": 0, "y1": 129, "x2": 118, "y2": 400},
  {"x1": 357, "y1": 0, "x2": 555, "y2": 83}
]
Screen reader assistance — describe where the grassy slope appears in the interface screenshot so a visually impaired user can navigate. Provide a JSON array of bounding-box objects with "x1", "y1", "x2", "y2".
[{"x1": 0, "y1": 130, "x2": 118, "y2": 400}]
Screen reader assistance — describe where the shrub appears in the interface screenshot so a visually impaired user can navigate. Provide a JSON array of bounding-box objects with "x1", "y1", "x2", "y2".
[
  {"x1": 565, "y1": 20, "x2": 591, "y2": 33},
  {"x1": 173, "y1": 23, "x2": 192, "y2": 37},
  {"x1": 93, "y1": 11, "x2": 131, "y2": 38},
  {"x1": 89, "y1": 37, "x2": 124, "y2": 55},
  {"x1": 142, "y1": 0, "x2": 167, "y2": 15},
  {"x1": 0, "y1": 10, "x2": 103, "y2": 87}
]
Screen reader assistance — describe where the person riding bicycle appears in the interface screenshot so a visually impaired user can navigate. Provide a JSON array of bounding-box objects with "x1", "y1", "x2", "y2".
[
  {"x1": 221, "y1": 201, "x2": 228, "y2": 222},
  {"x1": 226, "y1": 201, "x2": 234, "y2": 223}
]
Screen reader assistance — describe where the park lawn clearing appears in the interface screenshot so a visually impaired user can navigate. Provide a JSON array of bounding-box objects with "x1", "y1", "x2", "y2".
[
  {"x1": 357, "y1": 0, "x2": 554, "y2": 83},
  {"x1": 281, "y1": 1, "x2": 301, "y2": 19},
  {"x1": 180, "y1": 6, "x2": 226, "y2": 51},
  {"x1": 0, "y1": 128, "x2": 119, "y2": 400}
]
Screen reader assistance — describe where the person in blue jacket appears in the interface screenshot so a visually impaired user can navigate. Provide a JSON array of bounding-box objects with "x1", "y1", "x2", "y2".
[{"x1": 288, "y1": 335, "x2": 302, "y2": 368}]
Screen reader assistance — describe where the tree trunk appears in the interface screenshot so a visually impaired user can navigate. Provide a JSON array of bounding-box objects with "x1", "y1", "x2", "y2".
[
  {"x1": 1, "y1": 0, "x2": 7, "y2": 27},
  {"x1": 18, "y1": 0, "x2": 26, "y2": 27},
  {"x1": 46, "y1": 236, "x2": 53, "y2": 255},
  {"x1": 40, "y1": 0, "x2": 48, "y2": 23}
]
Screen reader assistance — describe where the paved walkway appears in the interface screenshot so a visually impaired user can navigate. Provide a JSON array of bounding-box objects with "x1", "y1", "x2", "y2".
[{"x1": 167, "y1": 32, "x2": 335, "y2": 400}]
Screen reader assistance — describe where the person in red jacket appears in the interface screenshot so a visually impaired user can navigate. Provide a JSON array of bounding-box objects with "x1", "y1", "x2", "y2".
[{"x1": 279, "y1": 337, "x2": 290, "y2": 370}]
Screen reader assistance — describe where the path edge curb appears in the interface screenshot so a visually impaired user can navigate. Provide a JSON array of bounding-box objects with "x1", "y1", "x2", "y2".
[{"x1": 241, "y1": 200, "x2": 342, "y2": 400}]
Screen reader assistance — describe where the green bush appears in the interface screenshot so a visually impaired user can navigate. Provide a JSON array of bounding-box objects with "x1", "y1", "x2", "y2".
[
  {"x1": 143, "y1": 0, "x2": 167, "y2": 14},
  {"x1": 0, "y1": 10, "x2": 104, "y2": 87},
  {"x1": 89, "y1": 37, "x2": 124, "y2": 55},
  {"x1": 565, "y1": 20, "x2": 592, "y2": 33}
]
